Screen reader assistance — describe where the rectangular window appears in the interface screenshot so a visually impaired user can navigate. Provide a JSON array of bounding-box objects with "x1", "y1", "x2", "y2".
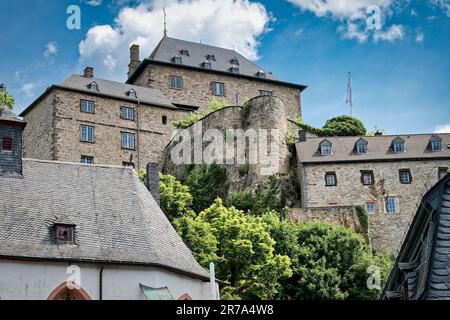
[
  {"x1": 366, "y1": 203, "x2": 375, "y2": 215},
  {"x1": 80, "y1": 125, "x2": 95, "y2": 143},
  {"x1": 170, "y1": 75, "x2": 183, "y2": 90},
  {"x1": 321, "y1": 145, "x2": 332, "y2": 156},
  {"x1": 212, "y1": 82, "x2": 225, "y2": 96},
  {"x1": 260, "y1": 90, "x2": 273, "y2": 97},
  {"x1": 162, "y1": 116, "x2": 168, "y2": 125},
  {"x1": 431, "y1": 141, "x2": 442, "y2": 152},
  {"x1": 357, "y1": 144, "x2": 368, "y2": 154},
  {"x1": 361, "y1": 171, "x2": 374, "y2": 186},
  {"x1": 399, "y1": 169, "x2": 412, "y2": 184},
  {"x1": 80, "y1": 99, "x2": 95, "y2": 113},
  {"x1": 439, "y1": 167, "x2": 448, "y2": 180},
  {"x1": 120, "y1": 107, "x2": 135, "y2": 120},
  {"x1": 121, "y1": 132, "x2": 135, "y2": 150},
  {"x1": 80, "y1": 156, "x2": 94, "y2": 164},
  {"x1": 394, "y1": 143, "x2": 404, "y2": 153},
  {"x1": 56, "y1": 224, "x2": 75, "y2": 244},
  {"x1": 325, "y1": 172, "x2": 337, "y2": 186},
  {"x1": 1, "y1": 137, "x2": 13, "y2": 152},
  {"x1": 385, "y1": 197, "x2": 398, "y2": 213}
]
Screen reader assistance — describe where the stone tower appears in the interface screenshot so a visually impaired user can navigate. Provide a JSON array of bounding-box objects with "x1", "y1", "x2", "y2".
[{"x1": 0, "y1": 105, "x2": 26, "y2": 176}]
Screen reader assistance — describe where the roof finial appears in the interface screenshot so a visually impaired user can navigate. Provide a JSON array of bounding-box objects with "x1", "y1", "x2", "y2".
[
  {"x1": 346, "y1": 72, "x2": 353, "y2": 116},
  {"x1": 163, "y1": 4, "x2": 167, "y2": 37}
]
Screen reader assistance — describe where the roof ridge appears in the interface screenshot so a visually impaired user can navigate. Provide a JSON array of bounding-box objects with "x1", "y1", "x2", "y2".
[{"x1": 23, "y1": 158, "x2": 132, "y2": 170}]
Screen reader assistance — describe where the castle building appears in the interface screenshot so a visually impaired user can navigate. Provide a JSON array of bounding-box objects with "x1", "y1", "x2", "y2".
[
  {"x1": 20, "y1": 68, "x2": 188, "y2": 168},
  {"x1": 295, "y1": 133, "x2": 450, "y2": 254},
  {"x1": 126, "y1": 36, "x2": 307, "y2": 119},
  {"x1": 20, "y1": 37, "x2": 306, "y2": 169},
  {"x1": 0, "y1": 107, "x2": 216, "y2": 300}
]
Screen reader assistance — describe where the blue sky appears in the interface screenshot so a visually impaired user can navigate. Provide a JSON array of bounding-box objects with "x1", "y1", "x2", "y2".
[{"x1": 1, "y1": 0, "x2": 449, "y2": 134}]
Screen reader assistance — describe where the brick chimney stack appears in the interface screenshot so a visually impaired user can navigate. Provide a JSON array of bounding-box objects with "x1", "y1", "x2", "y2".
[
  {"x1": 128, "y1": 44, "x2": 141, "y2": 79},
  {"x1": 146, "y1": 162, "x2": 160, "y2": 206},
  {"x1": 84, "y1": 67, "x2": 94, "y2": 78}
]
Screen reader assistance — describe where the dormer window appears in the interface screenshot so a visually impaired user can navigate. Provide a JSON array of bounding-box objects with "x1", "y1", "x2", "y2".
[
  {"x1": 319, "y1": 140, "x2": 332, "y2": 156},
  {"x1": 429, "y1": 136, "x2": 443, "y2": 152},
  {"x1": 202, "y1": 60, "x2": 212, "y2": 69},
  {"x1": 55, "y1": 224, "x2": 75, "y2": 244},
  {"x1": 206, "y1": 53, "x2": 216, "y2": 61},
  {"x1": 127, "y1": 89, "x2": 137, "y2": 98},
  {"x1": 173, "y1": 55, "x2": 182, "y2": 64},
  {"x1": 256, "y1": 70, "x2": 266, "y2": 79},
  {"x1": 355, "y1": 138, "x2": 368, "y2": 154},
  {"x1": 229, "y1": 66, "x2": 240, "y2": 74},
  {"x1": 88, "y1": 82, "x2": 98, "y2": 91},
  {"x1": 230, "y1": 57, "x2": 239, "y2": 66},
  {"x1": 180, "y1": 49, "x2": 189, "y2": 56},
  {"x1": 392, "y1": 137, "x2": 405, "y2": 153}
]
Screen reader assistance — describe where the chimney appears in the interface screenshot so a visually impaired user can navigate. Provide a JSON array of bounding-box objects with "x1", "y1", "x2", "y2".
[
  {"x1": 298, "y1": 129, "x2": 307, "y2": 142},
  {"x1": 146, "y1": 162, "x2": 160, "y2": 206},
  {"x1": 128, "y1": 44, "x2": 141, "y2": 79},
  {"x1": 84, "y1": 67, "x2": 94, "y2": 78}
]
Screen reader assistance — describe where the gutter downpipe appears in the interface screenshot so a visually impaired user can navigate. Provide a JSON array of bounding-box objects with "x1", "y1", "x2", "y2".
[
  {"x1": 99, "y1": 265, "x2": 104, "y2": 300},
  {"x1": 137, "y1": 99, "x2": 141, "y2": 169}
]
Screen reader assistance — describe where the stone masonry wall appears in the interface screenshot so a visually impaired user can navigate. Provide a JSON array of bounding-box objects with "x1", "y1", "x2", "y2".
[
  {"x1": 289, "y1": 206, "x2": 363, "y2": 235},
  {"x1": 300, "y1": 160, "x2": 450, "y2": 255},
  {"x1": 23, "y1": 88, "x2": 190, "y2": 169},
  {"x1": 132, "y1": 64, "x2": 302, "y2": 120}
]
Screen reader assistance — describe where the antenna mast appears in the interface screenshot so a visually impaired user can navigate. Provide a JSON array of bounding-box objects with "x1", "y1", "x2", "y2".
[
  {"x1": 163, "y1": 4, "x2": 167, "y2": 37},
  {"x1": 346, "y1": 72, "x2": 353, "y2": 116}
]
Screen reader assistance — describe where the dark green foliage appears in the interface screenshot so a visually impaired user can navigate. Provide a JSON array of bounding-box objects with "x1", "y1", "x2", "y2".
[
  {"x1": 322, "y1": 115, "x2": 367, "y2": 137},
  {"x1": 355, "y1": 205, "x2": 370, "y2": 243},
  {"x1": 178, "y1": 163, "x2": 230, "y2": 213},
  {"x1": 237, "y1": 164, "x2": 249, "y2": 176},
  {"x1": 172, "y1": 98, "x2": 228, "y2": 129}
]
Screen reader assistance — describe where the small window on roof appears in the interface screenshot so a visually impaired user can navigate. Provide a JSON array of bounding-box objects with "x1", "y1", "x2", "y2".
[
  {"x1": 355, "y1": 138, "x2": 368, "y2": 154},
  {"x1": 319, "y1": 140, "x2": 332, "y2": 156},
  {"x1": 230, "y1": 57, "x2": 239, "y2": 65},
  {"x1": 206, "y1": 53, "x2": 215, "y2": 61},
  {"x1": 88, "y1": 81, "x2": 98, "y2": 91},
  {"x1": 229, "y1": 66, "x2": 240, "y2": 74},
  {"x1": 429, "y1": 136, "x2": 443, "y2": 152},
  {"x1": 127, "y1": 89, "x2": 137, "y2": 98},
  {"x1": 202, "y1": 60, "x2": 212, "y2": 69},
  {"x1": 392, "y1": 137, "x2": 405, "y2": 153},
  {"x1": 55, "y1": 224, "x2": 75, "y2": 244},
  {"x1": 257, "y1": 70, "x2": 266, "y2": 79},
  {"x1": 173, "y1": 55, "x2": 182, "y2": 64},
  {"x1": 180, "y1": 49, "x2": 189, "y2": 56}
]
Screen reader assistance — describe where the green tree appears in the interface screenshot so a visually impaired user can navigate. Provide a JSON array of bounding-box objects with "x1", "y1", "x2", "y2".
[
  {"x1": 172, "y1": 98, "x2": 228, "y2": 129},
  {"x1": 178, "y1": 164, "x2": 230, "y2": 213},
  {"x1": 0, "y1": 88, "x2": 15, "y2": 110},
  {"x1": 189, "y1": 199, "x2": 292, "y2": 299},
  {"x1": 160, "y1": 173, "x2": 195, "y2": 221},
  {"x1": 322, "y1": 115, "x2": 367, "y2": 136}
]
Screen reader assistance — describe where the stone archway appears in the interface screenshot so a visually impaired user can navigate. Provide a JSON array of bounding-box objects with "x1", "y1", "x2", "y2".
[
  {"x1": 178, "y1": 293, "x2": 193, "y2": 300},
  {"x1": 48, "y1": 282, "x2": 92, "y2": 300}
]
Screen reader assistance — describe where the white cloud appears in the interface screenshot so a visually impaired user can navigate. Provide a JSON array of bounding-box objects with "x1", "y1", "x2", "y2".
[
  {"x1": 20, "y1": 83, "x2": 36, "y2": 98},
  {"x1": 288, "y1": 0, "x2": 405, "y2": 43},
  {"x1": 83, "y1": 0, "x2": 103, "y2": 6},
  {"x1": 415, "y1": 32, "x2": 424, "y2": 43},
  {"x1": 44, "y1": 42, "x2": 58, "y2": 58},
  {"x1": 78, "y1": 0, "x2": 272, "y2": 81},
  {"x1": 435, "y1": 124, "x2": 450, "y2": 133},
  {"x1": 430, "y1": 0, "x2": 450, "y2": 17},
  {"x1": 373, "y1": 25, "x2": 404, "y2": 42}
]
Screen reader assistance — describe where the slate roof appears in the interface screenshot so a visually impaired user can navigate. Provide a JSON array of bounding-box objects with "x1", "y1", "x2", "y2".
[
  {"x1": 296, "y1": 133, "x2": 450, "y2": 164},
  {"x1": 0, "y1": 159, "x2": 210, "y2": 280},
  {"x1": 0, "y1": 105, "x2": 24, "y2": 123},
  {"x1": 149, "y1": 37, "x2": 275, "y2": 79},
  {"x1": 20, "y1": 75, "x2": 176, "y2": 117},
  {"x1": 127, "y1": 37, "x2": 307, "y2": 91},
  {"x1": 382, "y1": 174, "x2": 450, "y2": 300}
]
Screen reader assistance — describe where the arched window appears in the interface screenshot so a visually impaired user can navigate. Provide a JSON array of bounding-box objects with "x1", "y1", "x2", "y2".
[
  {"x1": 88, "y1": 82, "x2": 98, "y2": 91},
  {"x1": 127, "y1": 89, "x2": 137, "y2": 98},
  {"x1": 391, "y1": 137, "x2": 405, "y2": 153},
  {"x1": 206, "y1": 53, "x2": 216, "y2": 61},
  {"x1": 256, "y1": 70, "x2": 266, "y2": 79},
  {"x1": 230, "y1": 57, "x2": 239, "y2": 65},
  {"x1": 178, "y1": 293, "x2": 193, "y2": 300},
  {"x1": 47, "y1": 282, "x2": 91, "y2": 300},
  {"x1": 319, "y1": 140, "x2": 332, "y2": 156},
  {"x1": 355, "y1": 138, "x2": 368, "y2": 154}
]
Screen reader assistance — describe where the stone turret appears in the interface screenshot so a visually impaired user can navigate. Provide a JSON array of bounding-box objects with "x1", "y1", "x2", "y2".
[{"x1": 0, "y1": 105, "x2": 26, "y2": 176}]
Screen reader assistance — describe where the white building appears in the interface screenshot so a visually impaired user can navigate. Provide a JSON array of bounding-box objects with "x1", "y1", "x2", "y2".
[{"x1": 0, "y1": 106, "x2": 216, "y2": 300}]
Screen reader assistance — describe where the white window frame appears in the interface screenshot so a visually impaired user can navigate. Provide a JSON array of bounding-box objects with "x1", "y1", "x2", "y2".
[
  {"x1": 321, "y1": 145, "x2": 332, "y2": 156},
  {"x1": 121, "y1": 132, "x2": 136, "y2": 150},
  {"x1": 80, "y1": 100, "x2": 95, "y2": 113},
  {"x1": 170, "y1": 75, "x2": 183, "y2": 90},
  {"x1": 399, "y1": 170, "x2": 411, "y2": 184},
  {"x1": 120, "y1": 107, "x2": 135, "y2": 121},
  {"x1": 357, "y1": 143, "x2": 368, "y2": 154},
  {"x1": 80, "y1": 156, "x2": 94, "y2": 164},
  {"x1": 393, "y1": 142, "x2": 404, "y2": 153},
  {"x1": 385, "y1": 196, "x2": 398, "y2": 214},
  {"x1": 362, "y1": 173, "x2": 373, "y2": 185},
  {"x1": 431, "y1": 141, "x2": 442, "y2": 152},
  {"x1": 260, "y1": 90, "x2": 273, "y2": 97},
  {"x1": 80, "y1": 125, "x2": 95, "y2": 143},
  {"x1": 212, "y1": 82, "x2": 225, "y2": 96},
  {"x1": 325, "y1": 173, "x2": 336, "y2": 186},
  {"x1": 366, "y1": 203, "x2": 376, "y2": 215}
]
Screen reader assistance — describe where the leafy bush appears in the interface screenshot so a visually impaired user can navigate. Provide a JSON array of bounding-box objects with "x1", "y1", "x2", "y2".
[
  {"x1": 160, "y1": 173, "x2": 195, "y2": 221},
  {"x1": 172, "y1": 98, "x2": 228, "y2": 129},
  {"x1": 0, "y1": 89, "x2": 15, "y2": 110},
  {"x1": 322, "y1": 115, "x2": 367, "y2": 137}
]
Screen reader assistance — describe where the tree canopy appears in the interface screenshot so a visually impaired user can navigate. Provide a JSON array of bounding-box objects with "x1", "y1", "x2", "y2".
[
  {"x1": 322, "y1": 115, "x2": 367, "y2": 136},
  {"x1": 0, "y1": 88, "x2": 15, "y2": 110}
]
